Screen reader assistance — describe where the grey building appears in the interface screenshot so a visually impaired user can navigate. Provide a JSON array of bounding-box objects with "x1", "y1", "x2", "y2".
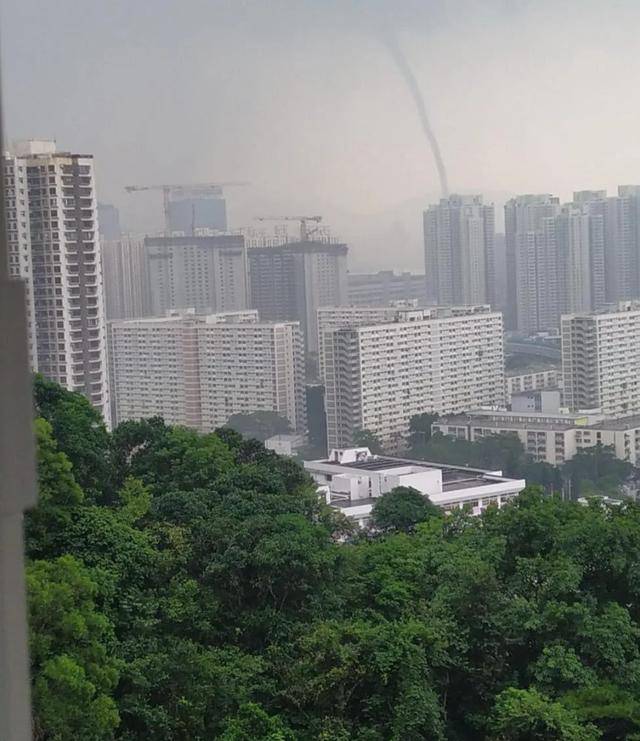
[
  {"x1": 101, "y1": 236, "x2": 151, "y2": 320},
  {"x1": 347, "y1": 270, "x2": 425, "y2": 306},
  {"x1": 145, "y1": 235, "x2": 248, "y2": 316},
  {"x1": 506, "y1": 193, "x2": 610, "y2": 334},
  {"x1": 247, "y1": 240, "x2": 348, "y2": 354},
  {"x1": 423, "y1": 194, "x2": 495, "y2": 307}
]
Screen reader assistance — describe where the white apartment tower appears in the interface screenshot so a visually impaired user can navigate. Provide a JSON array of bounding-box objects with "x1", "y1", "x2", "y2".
[
  {"x1": 3, "y1": 153, "x2": 37, "y2": 368},
  {"x1": 321, "y1": 305, "x2": 505, "y2": 451},
  {"x1": 109, "y1": 311, "x2": 306, "y2": 433},
  {"x1": 4, "y1": 141, "x2": 110, "y2": 425},
  {"x1": 505, "y1": 194, "x2": 561, "y2": 333},
  {"x1": 423, "y1": 195, "x2": 495, "y2": 306},
  {"x1": 562, "y1": 301, "x2": 640, "y2": 417}
]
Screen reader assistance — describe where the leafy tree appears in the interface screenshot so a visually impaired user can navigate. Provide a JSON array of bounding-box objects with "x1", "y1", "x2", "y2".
[
  {"x1": 408, "y1": 412, "x2": 439, "y2": 453},
  {"x1": 372, "y1": 486, "x2": 441, "y2": 532},
  {"x1": 562, "y1": 684, "x2": 640, "y2": 740},
  {"x1": 220, "y1": 703, "x2": 295, "y2": 741},
  {"x1": 352, "y1": 428, "x2": 384, "y2": 454},
  {"x1": 225, "y1": 411, "x2": 292, "y2": 442},
  {"x1": 26, "y1": 418, "x2": 84, "y2": 560},
  {"x1": 28, "y1": 555, "x2": 120, "y2": 741},
  {"x1": 25, "y1": 378, "x2": 640, "y2": 741},
  {"x1": 562, "y1": 444, "x2": 634, "y2": 498},
  {"x1": 487, "y1": 687, "x2": 599, "y2": 740},
  {"x1": 34, "y1": 374, "x2": 111, "y2": 501}
]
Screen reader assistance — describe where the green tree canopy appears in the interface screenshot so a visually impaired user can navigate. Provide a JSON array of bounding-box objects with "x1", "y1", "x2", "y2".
[
  {"x1": 371, "y1": 486, "x2": 441, "y2": 532},
  {"x1": 352, "y1": 428, "x2": 384, "y2": 454},
  {"x1": 24, "y1": 378, "x2": 640, "y2": 740}
]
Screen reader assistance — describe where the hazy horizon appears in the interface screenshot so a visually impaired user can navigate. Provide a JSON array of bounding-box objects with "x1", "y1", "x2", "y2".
[{"x1": 4, "y1": 0, "x2": 640, "y2": 269}]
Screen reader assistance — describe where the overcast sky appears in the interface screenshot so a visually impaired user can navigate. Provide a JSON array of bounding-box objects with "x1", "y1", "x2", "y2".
[{"x1": 3, "y1": 0, "x2": 640, "y2": 269}]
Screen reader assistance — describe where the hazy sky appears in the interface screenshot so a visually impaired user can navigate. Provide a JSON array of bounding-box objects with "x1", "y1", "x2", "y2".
[{"x1": 3, "y1": 0, "x2": 640, "y2": 269}]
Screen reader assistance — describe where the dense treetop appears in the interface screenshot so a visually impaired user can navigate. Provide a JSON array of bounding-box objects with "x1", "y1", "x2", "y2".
[{"x1": 26, "y1": 380, "x2": 640, "y2": 739}]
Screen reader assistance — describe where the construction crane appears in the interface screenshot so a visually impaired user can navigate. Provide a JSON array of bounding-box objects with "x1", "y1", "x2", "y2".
[
  {"x1": 255, "y1": 215, "x2": 323, "y2": 242},
  {"x1": 125, "y1": 182, "x2": 249, "y2": 235}
]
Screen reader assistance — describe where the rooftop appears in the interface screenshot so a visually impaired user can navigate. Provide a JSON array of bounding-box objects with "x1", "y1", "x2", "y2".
[
  {"x1": 313, "y1": 453, "x2": 509, "y2": 487},
  {"x1": 435, "y1": 413, "x2": 580, "y2": 432},
  {"x1": 587, "y1": 415, "x2": 640, "y2": 431}
]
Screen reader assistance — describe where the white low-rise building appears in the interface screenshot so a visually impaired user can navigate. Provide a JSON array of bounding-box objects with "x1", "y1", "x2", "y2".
[
  {"x1": 304, "y1": 447, "x2": 526, "y2": 528},
  {"x1": 433, "y1": 410, "x2": 640, "y2": 466}
]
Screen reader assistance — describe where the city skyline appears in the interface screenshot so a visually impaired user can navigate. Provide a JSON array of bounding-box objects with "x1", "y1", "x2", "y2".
[{"x1": 6, "y1": 1, "x2": 640, "y2": 271}]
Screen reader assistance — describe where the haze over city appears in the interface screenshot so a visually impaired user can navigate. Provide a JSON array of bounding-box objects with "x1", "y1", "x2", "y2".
[{"x1": 5, "y1": 0, "x2": 640, "y2": 269}]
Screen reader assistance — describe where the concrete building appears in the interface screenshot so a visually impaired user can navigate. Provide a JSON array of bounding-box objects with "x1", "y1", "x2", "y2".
[
  {"x1": 146, "y1": 235, "x2": 248, "y2": 317},
  {"x1": 109, "y1": 310, "x2": 306, "y2": 433},
  {"x1": 321, "y1": 305, "x2": 505, "y2": 451},
  {"x1": 505, "y1": 194, "x2": 561, "y2": 333},
  {"x1": 434, "y1": 409, "x2": 640, "y2": 467},
  {"x1": 511, "y1": 389, "x2": 561, "y2": 413},
  {"x1": 423, "y1": 194, "x2": 495, "y2": 306},
  {"x1": 304, "y1": 447, "x2": 526, "y2": 528},
  {"x1": 264, "y1": 434, "x2": 305, "y2": 457},
  {"x1": 247, "y1": 240, "x2": 348, "y2": 354},
  {"x1": 101, "y1": 236, "x2": 151, "y2": 320},
  {"x1": 562, "y1": 301, "x2": 640, "y2": 417},
  {"x1": 3, "y1": 153, "x2": 37, "y2": 369},
  {"x1": 6, "y1": 140, "x2": 110, "y2": 425},
  {"x1": 347, "y1": 270, "x2": 425, "y2": 307},
  {"x1": 506, "y1": 194, "x2": 609, "y2": 333},
  {"x1": 506, "y1": 368, "x2": 560, "y2": 397}
]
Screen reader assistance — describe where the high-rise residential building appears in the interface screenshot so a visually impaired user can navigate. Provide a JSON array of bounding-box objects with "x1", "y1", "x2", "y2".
[
  {"x1": 575, "y1": 187, "x2": 640, "y2": 304},
  {"x1": 505, "y1": 194, "x2": 561, "y2": 333},
  {"x1": 423, "y1": 194, "x2": 495, "y2": 307},
  {"x1": 347, "y1": 270, "x2": 426, "y2": 306},
  {"x1": 317, "y1": 305, "x2": 400, "y2": 380},
  {"x1": 3, "y1": 153, "x2": 37, "y2": 369},
  {"x1": 562, "y1": 301, "x2": 640, "y2": 417},
  {"x1": 555, "y1": 204, "x2": 606, "y2": 315},
  {"x1": 5, "y1": 140, "x2": 110, "y2": 425},
  {"x1": 504, "y1": 194, "x2": 607, "y2": 333},
  {"x1": 145, "y1": 235, "x2": 248, "y2": 316},
  {"x1": 247, "y1": 240, "x2": 348, "y2": 354},
  {"x1": 101, "y1": 236, "x2": 151, "y2": 320},
  {"x1": 321, "y1": 305, "x2": 505, "y2": 451},
  {"x1": 109, "y1": 310, "x2": 306, "y2": 433}
]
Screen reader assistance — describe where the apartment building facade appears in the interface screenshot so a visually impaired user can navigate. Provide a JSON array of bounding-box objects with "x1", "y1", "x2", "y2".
[
  {"x1": 321, "y1": 306, "x2": 505, "y2": 451},
  {"x1": 101, "y1": 235, "x2": 151, "y2": 320},
  {"x1": 4, "y1": 140, "x2": 111, "y2": 425},
  {"x1": 423, "y1": 194, "x2": 495, "y2": 306},
  {"x1": 562, "y1": 301, "x2": 640, "y2": 417},
  {"x1": 346, "y1": 270, "x2": 426, "y2": 307},
  {"x1": 434, "y1": 410, "x2": 640, "y2": 467},
  {"x1": 109, "y1": 310, "x2": 306, "y2": 433},
  {"x1": 247, "y1": 241, "x2": 348, "y2": 354},
  {"x1": 145, "y1": 235, "x2": 248, "y2": 316}
]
